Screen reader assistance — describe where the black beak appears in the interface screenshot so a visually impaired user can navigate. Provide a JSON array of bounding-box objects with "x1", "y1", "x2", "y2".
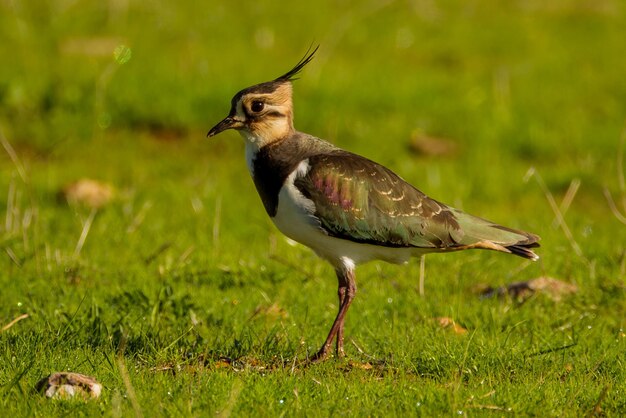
[{"x1": 207, "y1": 116, "x2": 242, "y2": 138}]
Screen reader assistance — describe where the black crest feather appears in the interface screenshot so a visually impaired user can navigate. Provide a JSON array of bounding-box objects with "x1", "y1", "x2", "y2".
[{"x1": 274, "y1": 45, "x2": 319, "y2": 82}]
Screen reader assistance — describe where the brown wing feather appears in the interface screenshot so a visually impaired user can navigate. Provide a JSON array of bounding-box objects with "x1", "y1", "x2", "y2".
[{"x1": 296, "y1": 151, "x2": 464, "y2": 249}]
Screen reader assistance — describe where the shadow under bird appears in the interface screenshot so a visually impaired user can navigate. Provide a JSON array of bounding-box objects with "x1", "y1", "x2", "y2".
[{"x1": 207, "y1": 47, "x2": 540, "y2": 362}]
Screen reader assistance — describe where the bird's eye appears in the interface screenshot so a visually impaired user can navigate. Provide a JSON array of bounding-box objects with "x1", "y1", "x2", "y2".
[{"x1": 250, "y1": 101, "x2": 264, "y2": 113}]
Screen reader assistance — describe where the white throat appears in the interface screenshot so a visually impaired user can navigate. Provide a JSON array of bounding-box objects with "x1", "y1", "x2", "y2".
[{"x1": 241, "y1": 131, "x2": 262, "y2": 176}]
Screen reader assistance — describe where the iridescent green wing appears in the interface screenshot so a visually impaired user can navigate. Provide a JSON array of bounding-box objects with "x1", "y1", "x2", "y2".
[{"x1": 295, "y1": 152, "x2": 465, "y2": 248}]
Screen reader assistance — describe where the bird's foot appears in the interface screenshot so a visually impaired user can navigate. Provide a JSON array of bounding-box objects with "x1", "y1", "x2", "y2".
[
  {"x1": 310, "y1": 345, "x2": 346, "y2": 363},
  {"x1": 310, "y1": 347, "x2": 330, "y2": 363},
  {"x1": 337, "y1": 346, "x2": 346, "y2": 358}
]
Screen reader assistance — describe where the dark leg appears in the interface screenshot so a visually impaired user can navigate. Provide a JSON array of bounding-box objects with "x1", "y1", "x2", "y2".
[
  {"x1": 312, "y1": 266, "x2": 357, "y2": 362},
  {"x1": 336, "y1": 277, "x2": 347, "y2": 357}
]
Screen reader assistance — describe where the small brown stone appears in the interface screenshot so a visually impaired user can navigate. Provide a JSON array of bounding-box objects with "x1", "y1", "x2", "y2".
[
  {"x1": 36, "y1": 372, "x2": 102, "y2": 399},
  {"x1": 434, "y1": 317, "x2": 468, "y2": 334},
  {"x1": 409, "y1": 132, "x2": 458, "y2": 157},
  {"x1": 480, "y1": 276, "x2": 578, "y2": 302},
  {"x1": 62, "y1": 179, "x2": 114, "y2": 208}
]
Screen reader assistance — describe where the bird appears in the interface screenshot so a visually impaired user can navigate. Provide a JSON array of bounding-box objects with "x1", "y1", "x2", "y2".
[{"x1": 207, "y1": 47, "x2": 540, "y2": 362}]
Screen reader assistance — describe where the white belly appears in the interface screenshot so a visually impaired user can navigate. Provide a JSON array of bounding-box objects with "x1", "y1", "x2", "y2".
[{"x1": 272, "y1": 165, "x2": 414, "y2": 269}]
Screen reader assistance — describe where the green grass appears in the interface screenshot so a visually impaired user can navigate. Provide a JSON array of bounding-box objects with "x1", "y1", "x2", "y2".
[{"x1": 1, "y1": 1, "x2": 626, "y2": 416}]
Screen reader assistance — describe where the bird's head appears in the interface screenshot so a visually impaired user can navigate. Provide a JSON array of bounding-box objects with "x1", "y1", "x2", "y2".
[{"x1": 207, "y1": 46, "x2": 318, "y2": 147}]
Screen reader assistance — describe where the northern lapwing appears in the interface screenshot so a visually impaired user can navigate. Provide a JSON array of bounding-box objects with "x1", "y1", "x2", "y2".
[{"x1": 207, "y1": 47, "x2": 540, "y2": 361}]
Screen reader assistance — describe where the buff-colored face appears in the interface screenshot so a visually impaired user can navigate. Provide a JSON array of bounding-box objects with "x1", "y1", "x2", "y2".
[
  {"x1": 208, "y1": 46, "x2": 317, "y2": 144},
  {"x1": 207, "y1": 82, "x2": 295, "y2": 146}
]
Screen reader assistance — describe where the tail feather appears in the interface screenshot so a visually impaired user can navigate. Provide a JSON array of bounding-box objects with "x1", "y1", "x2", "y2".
[
  {"x1": 506, "y1": 242, "x2": 540, "y2": 261},
  {"x1": 452, "y1": 209, "x2": 541, "y2": 260}
]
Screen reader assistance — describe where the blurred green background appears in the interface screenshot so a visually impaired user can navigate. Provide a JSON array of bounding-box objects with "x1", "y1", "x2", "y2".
[
  {"x1": 2, "y1": 0, "x2": 625, "y2": 210},
  {"x1": 1, "y1": 0, "x2": 626, "y2": 416}
]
